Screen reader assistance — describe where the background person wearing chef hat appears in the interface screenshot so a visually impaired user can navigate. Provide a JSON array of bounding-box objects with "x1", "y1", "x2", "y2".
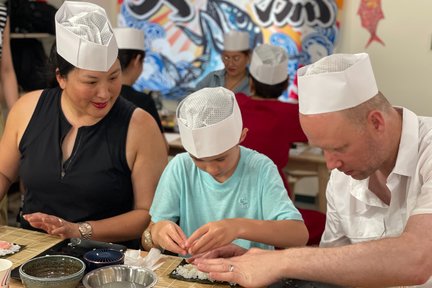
[
  {"x1": 143, "y1": 86, "x2": 308, "y2": 255},
  {"x1": 195, "y1": 30, "x2": 251, "y2": 95},
  {"x1": 194, "y1": 53, "x2": 432, "y2": 287},
  {"x1": 113, "y1": 27, "x2": 164, "y2": 133},
  {"x1": 0, "y1": 1, "x2": 167, "y2": 248},
  {"x1": 236, "y1": 43, "x2": 325, "y2": 246}
]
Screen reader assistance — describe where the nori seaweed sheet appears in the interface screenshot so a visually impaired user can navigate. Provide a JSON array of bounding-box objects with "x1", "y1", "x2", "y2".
[{"x1": 169, "y1": 259, "x2": 237, "y2": 286}]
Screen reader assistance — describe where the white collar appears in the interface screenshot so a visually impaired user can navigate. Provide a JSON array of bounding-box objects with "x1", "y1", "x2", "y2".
[{"x1": 391, "y1": 107, "x2": 419, "y2": 177}]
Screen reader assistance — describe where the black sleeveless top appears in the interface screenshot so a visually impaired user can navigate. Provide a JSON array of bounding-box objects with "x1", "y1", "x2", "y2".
[{"x1": 19, "y1": 87, "x2": 136, "y2": 244}]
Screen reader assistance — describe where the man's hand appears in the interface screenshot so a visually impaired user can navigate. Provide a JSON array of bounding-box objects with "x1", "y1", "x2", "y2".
[{"x1": 195, "y1": 248, "x2": 283, "y2": 288}]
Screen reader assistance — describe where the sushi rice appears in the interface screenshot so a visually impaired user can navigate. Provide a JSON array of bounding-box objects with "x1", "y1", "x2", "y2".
[{"x1": 173, "y1": 263, "x2": 214, "y2": 281}]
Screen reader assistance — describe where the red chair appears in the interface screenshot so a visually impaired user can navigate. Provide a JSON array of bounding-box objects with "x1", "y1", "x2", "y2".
[{"x1": 298, "y1": 208, "x2": 326, "y2": 245}]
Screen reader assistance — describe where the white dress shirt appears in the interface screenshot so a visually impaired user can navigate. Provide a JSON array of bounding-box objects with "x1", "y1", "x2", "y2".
[{"x1": 320, "y1": 107, "x2": 432, "y2": 287}]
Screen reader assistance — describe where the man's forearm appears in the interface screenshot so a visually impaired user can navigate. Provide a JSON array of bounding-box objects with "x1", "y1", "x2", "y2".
[{"x1": 281, "y1": 233, "x2": 430, "y2": 287}]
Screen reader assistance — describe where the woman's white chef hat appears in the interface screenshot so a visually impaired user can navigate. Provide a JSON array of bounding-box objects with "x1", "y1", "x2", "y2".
[
  {"x1": 55, "y1": 1, "x2": 118, "y2": 72},
  {"x1": 177, "y1": 87, "x2": 243, "y2": 158},
  {"x1": 224, "y1": 30, "x2": 249, "y2": 52},
  {"x1": 298, "y1": 53, "x2": 378, "y2": 115}
]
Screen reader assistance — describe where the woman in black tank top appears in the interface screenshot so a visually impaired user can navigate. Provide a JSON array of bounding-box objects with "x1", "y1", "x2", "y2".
[{"x1": 0, "y1": 2, "x2": 168, "y2": 248}]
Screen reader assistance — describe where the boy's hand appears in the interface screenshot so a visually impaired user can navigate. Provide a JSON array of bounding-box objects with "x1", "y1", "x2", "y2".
[
  {"x1": 152, "y1": 220, "x2": 188, "y2": 255},
  {"x1": 187, "y1": 243, "x2": 247, "y2": 264},
  {"x1": 185, "y1": 219, "x2": 239, "y2": 255}
]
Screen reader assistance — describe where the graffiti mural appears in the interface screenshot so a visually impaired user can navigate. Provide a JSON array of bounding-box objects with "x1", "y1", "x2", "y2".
[{"x1": 118, "y1": 0, "x2": 343, "y2": 101}]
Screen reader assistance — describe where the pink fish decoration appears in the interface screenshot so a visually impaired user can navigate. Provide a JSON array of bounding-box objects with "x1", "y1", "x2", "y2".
[{"x1": 358, "y1": 0, "x2": 385, "y2": 47}]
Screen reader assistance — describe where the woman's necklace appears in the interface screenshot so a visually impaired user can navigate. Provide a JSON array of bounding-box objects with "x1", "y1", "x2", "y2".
[{"x1": 225, "y1": 73, "x2": 246, "y2": 91}]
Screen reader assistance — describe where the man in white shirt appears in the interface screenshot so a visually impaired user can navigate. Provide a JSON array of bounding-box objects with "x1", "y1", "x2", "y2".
[{"x1": 193, "y1": 53, "x2": 432, "y2": 287}]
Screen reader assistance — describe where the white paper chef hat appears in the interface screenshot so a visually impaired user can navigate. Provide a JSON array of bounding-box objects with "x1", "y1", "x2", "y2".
[
  {"x1": 249, "y1": 44, "x2": 288, "y2": 85},
  {"x1": 114, "y1": 27, "x2": 144, "y2": 51},
  {"x1": 55, "y1": 1, "x2": 118, "y2": 72},
  {"x1": 223, "y1": 30, "x2": 249, "y2": 51},
  {"x1": 298, "y1": 53, "x2": 378, "y2": 115},
  {"x1": 177, "y1": 87, "x2": 243, "y2": 158}
]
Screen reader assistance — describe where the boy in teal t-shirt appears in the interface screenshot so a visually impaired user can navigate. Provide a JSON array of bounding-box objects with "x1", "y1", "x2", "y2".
[{"x1": 143, "y1": 87, "x2": 308, "y2": 256}]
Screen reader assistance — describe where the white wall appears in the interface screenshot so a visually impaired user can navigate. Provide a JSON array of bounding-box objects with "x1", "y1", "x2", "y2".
[{"x1": 336, "y1": 0, "x2": 432, "y2": 116}]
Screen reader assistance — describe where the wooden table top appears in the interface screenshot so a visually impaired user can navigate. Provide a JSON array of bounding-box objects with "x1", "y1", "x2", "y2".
[{"x1": 1, "y1": 226, "x2": 231, "y2": 288}]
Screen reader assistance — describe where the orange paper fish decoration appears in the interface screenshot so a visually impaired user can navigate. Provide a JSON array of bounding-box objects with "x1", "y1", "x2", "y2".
[{"x1": 358, "y1": 0, "x2": 385, "y2": 47}]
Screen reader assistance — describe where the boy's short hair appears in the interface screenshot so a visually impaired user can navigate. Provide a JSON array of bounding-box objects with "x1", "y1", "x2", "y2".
[{"x1": 177, "y1": 87, "x2": 243, "y2": 158}]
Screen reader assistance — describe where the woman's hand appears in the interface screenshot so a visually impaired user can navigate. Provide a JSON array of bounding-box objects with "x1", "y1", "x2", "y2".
[
  {"x1": 151, "y1": 220, "x2": 188, "y2": 255},
  {"x1": 185, "y1": 219, "x2": 239, "y2": 255},
  {"x1": 23, "y1": 212, "x2": 80, "y2": 239}
]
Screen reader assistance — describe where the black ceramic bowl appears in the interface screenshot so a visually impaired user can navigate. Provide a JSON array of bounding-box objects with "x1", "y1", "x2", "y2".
[{"x1": 83, "y1": 249, "x2": 124, "y2": 272}]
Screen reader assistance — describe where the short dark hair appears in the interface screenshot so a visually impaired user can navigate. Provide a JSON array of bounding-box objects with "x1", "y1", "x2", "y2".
[
  {"x1": 118, "y1": 49, "x2": 145, "y2": 70},
  {"x1": 47, "y1": 42, "x2": 75, "y2": 88},
  {"x1": 250, "y1": 75, "x2": 289, "y2": 99}
]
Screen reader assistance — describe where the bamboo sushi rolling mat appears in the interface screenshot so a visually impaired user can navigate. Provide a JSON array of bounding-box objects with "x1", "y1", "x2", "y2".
[{"x1": 1, "y1": 226, "x2": 232, "y2": 288}]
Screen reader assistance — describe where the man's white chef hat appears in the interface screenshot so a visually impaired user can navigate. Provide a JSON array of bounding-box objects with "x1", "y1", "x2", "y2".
[
  {"x1": 298, "y1": 53, "x2": 378, "y2": 115},
  {"x1": 177, "y1": 87, "x2": 243, "y2": 158},
  {"x1": 113, "y1": 27, "x2": 144, "y2": 51},
  {"x1": 55, "y1": 1, "x2": 118, "y2": 72},
  {"x1": 249, "y1": 44, "x2": 289, "y2": 85},
  {"x1": 223, "y1": 30, "x2": 249, "y2": 52}
]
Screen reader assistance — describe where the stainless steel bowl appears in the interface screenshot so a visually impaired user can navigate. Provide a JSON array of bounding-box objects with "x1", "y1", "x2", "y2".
[{"x1": 82, "y1": 265, "x2": 158, "y2": 288}]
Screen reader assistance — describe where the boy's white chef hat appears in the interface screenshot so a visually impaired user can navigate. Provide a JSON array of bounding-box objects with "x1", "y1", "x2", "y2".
[
  {"x1": 249, "y1": 44, "x2": 289, "y2": 85},
  {"x1": 114, "y1": 27, "x2": 144, "y2": 51},
  {"x1": 177, "y1": 87, "x2": 243, "y2": 158},
  {"x1": 223, "y1": 30, "x2": 249, "y2": 52},
  {"x1": 298, "y1": 53, "x2": 378, "y2": 114},
  {"x1": 55, "y1": 1, "x2": 118, "y2": 72}
]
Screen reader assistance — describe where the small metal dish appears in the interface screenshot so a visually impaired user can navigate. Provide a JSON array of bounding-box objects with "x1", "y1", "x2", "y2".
[{"x1": 82, "y1": 265, "x2": 158, "y2": 288}]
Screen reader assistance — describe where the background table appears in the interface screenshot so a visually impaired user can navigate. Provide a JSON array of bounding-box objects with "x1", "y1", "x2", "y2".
[
  {"x1": 165, "y1": 132, "x2": 184, "y2": 156},
  {"x1": 285, "y1": 145, "x2": 329, "y2": 213}
]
